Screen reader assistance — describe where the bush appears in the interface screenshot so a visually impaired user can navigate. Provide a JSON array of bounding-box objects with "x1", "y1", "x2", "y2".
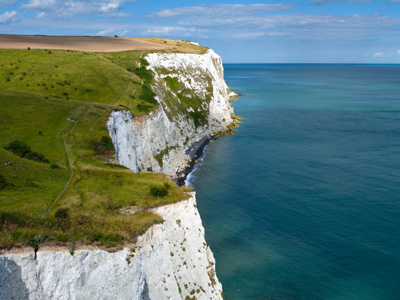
[
  {"x1": 188, "y1": 110, "x2": 206, "y2": 128},
  {"x1": 94, "y1": 136, "x2": 114, "y2": 153},
  {"x1": 100, "y1": 136, "x2": 114, "y2": 150},
  {"x1": 50, "y1": 163, "x2": 61, "y2": 169},
  {"x1": 0, "y1": 211, "x2": 27, "y2": 226},
  {"x1": 136, "y1": 103, "x2": 152, "y2": 113},
  {"x1": 150, "y1": 186, "x2": 168, "y2": 197},
  {"x1": 139, "y1": 85, "x2": 157, "y2": 104},
  {"x1": 5, "y1": 140, "x2": 31, "y2": 157},
  {"x1": 135, "y1": 67, "x2": 153, "y2": 82},
  {"x1": 5, "y1": 140, "x2": 50, "y2": 163},
  {"x1": 139, "y1": 58, "x2": 149, "y2": 67},
  {"x1": 25, "y1": 151, "x2": 50, "y2": 163},
  {"x1": 55, "y1": 208, "x2": 69, "y2": 220},
  {"x1": 0, "y1": 175, "x2": 8, "y2": 190}
]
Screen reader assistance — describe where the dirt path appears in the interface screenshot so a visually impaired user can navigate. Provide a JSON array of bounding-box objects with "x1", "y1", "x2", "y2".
[{"x1": 0, "y1": 34, "x2": 174, "y2": 52}]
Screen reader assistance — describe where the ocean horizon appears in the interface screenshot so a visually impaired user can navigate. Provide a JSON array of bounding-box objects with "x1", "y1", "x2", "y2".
[{"x1": 189, "y1": 64, "x2": 400, "y2": 300}]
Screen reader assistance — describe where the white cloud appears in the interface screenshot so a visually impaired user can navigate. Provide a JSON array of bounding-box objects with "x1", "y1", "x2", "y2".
[
  {"x1": 0, "y1": 0, "x2": 17, "y2": 6},
  {"x1": 118, "y1": 29, "x2": 129, "y2": 36},
  {"x1": 373, "y1": 52, "x2": 385, "y2": 57},
  {"x1": 0, "y1": 10, "x2": 21, "y2": 23},
  {"x1": 171, "y1": 12, "x2": 400, "y2": 38},
  {"x1": 397, "y1": 50, "x2": 400, "y2": 55},
  {"x1": 150, "y1": 4, "x2": 293, "y2": 19},
  {"x1": 310, "y1": 0, "x2": 370, "y2": 5},
  {"x1": 95, "y1": 28, "x2": 128, "y2": 36},
  {"x1": 230, "y1": 31, "x2": 292, "y2": 39},
  {"x1": 147, "y1": 4, "x2": 400, "y2": 46},
  {"x1": 100, "y1": 1, "x2": 120, "y2": 13},
  {"x1": 143, "y1": 26, "x2": 204, "y2": 37},
  {"x1": 21, "y1": 0, "x2": 60, "y2": 12},
  {"x1": 109, "y1": 12, "x2": 130, "y2": 17},
  {"x1": 232, "y1": 32, "x2": 266, "y2": 39},
  {"x1": 96, "y1": 28, "x2": 115, "y2": 36},
  {"x1": 21, "y1": 0, "x2": 136, "y2": 18},
  {"x1": 381, "y1": 6, "x2": 387, "y2": 11}
]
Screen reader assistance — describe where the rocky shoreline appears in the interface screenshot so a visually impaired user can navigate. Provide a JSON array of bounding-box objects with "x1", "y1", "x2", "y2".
[{"x1": 174, "y1": 135, "x2": 214, "y2": 186}]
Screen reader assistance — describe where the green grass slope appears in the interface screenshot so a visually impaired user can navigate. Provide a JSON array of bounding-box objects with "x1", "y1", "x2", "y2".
[{"x1": 0, "y1": 43, "x2": 198, "y2": 250}]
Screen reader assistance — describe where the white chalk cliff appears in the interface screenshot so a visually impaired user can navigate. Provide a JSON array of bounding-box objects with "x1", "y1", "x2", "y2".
[
  {"x1": 0, "y1": 193, "x2": 223, "y2": 300},
  {"x1": 107, "y1": 49, "x2": 234, "y2": 177},
  {"x1": 0, "y1": 48, "x2": 233, "y2": 300}
]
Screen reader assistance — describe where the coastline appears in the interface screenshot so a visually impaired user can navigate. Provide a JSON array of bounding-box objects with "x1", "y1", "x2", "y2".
[{"x1": 174, "y1": 135, "x2": 215, "y2": 186}]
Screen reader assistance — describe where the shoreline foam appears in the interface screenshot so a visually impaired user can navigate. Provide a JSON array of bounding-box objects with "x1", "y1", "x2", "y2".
[{"x1": 174, "y1": 135, "x2": 214, "y2": 186}]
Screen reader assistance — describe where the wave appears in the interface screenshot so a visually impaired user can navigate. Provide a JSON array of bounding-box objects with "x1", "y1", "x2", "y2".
[{"x1": 185, "y1": 144, "x2": 210, "y2": 188}]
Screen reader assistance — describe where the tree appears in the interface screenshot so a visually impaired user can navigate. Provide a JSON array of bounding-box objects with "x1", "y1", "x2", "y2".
[{"x1": 5, "y1": 140, "x2": 31, "y2": 157}]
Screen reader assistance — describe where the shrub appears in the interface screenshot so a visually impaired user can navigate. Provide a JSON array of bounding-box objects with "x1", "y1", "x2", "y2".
[
  {"x1": 55, "y1": 208, "x2": 69, "y2": 220},
  {"x1": 25, "y1": 151, "x2": 50, "y2": 163},
  {"x1": 0, "y1": 175, "x2": 8, "y2": 190},
  {"x1": 136, "y1": 103, "x2": 152, "y2": 113},
  {"x1": 150, "y1": 186, "x2": 168, "y2": 198},
  {"x1": 139, "y1": 85, "x2": 157, "y2": 104},
  {"x1": 50, "y1": 163, "x2": 61, "y2": 169},
  {"x1": 55, "y1": 209, "x2": 70, "y2": 230},
  {"x1": 139, "y1": 58, "x2": 149, "y2": 67},
  {"x1": 5, "y1": 140, "x2": 50, "y2": 163},
  {"x1": 135, "y1": 67, "x2": 153, "y2": 82},
  {"x1": 5, "y1": 140, "x2": 31, "y2": 157},
  {"x1": 90, "y1": 232, "x2": 103, "y2": 242},
  {"x1": 0, "y1": 211, "x2": 27, "y2": 226},
  {"x1": 188, "y1": 110, "x2": 206, "y2": 128},
  {"x1": 100, "y1": 136, "x2": 114, "y2": 150},
  {"x1": 94, "y1": 136, "x2": 114, "y2": 153}
]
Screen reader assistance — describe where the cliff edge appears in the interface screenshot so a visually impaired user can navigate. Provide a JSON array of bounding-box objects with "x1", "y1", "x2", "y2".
[
  {"x1": 0, "y1": 44, "x2": 233, "y2": 300},
  {"x1": 0, "y1": 193, "x2": 223, "y2": 300},
  {"x1": 107, "y1": 49, "x2": 235, "y2": 177}
]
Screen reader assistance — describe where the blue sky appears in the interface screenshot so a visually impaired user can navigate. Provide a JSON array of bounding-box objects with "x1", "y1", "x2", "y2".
[{"x1": 1, "y1": 0, "x2": 400, "y2": 63}]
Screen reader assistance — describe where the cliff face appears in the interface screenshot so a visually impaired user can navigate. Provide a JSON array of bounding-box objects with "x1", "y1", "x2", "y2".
[
  {"x1": 0, "y1": 193, "x2": 223, "y2": 300},
  {"x1": 107, "y1": 49, "x2": 234, "y2": 177},
  {"x1": 0, "y1": 48, "x2": 231, "y2": 300}
]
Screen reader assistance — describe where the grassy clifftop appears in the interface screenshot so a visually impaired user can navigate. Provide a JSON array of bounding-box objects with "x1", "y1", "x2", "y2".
[{"x1": 0, "y1": 39, "x2": 201, "y2": 250}]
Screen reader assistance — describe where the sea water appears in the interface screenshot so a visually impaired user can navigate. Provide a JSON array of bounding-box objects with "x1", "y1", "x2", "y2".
[{"x1": 188, "y1": 64, "x2": 400, "y2": 300}]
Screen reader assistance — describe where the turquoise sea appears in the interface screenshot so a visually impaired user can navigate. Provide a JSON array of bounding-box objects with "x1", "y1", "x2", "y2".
[{"x1": 187, "y1": 64, "x2": 400, "y2": 300}]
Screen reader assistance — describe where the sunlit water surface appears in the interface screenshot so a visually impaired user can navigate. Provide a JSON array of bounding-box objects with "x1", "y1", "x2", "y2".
[{"x1": 188, "y1": 64, "x2": 400, "y2": 300}]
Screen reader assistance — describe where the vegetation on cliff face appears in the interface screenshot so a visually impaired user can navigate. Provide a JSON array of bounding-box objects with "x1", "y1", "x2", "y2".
[{"x1": 0, "y1": 41, "x2": 201, "y2": 250}]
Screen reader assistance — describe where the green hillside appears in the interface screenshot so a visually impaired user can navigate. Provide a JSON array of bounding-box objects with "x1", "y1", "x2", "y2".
[{"x1": 0, "y1": 42, "x2": 199, "y2": 250}]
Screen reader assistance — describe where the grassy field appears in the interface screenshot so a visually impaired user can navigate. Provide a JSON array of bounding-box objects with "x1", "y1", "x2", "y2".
[
  {"x1": 138, "y1": 38, "x2": 208, "y2": 54},
  {"x1": 0, "y1": 43, "x2": 198, "y2": 250}
]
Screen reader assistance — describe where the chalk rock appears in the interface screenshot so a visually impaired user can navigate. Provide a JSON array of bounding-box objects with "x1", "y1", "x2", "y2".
[
  {"x1": 107, "y1": 49, "x2": 234, "y2": 177},
  {"x1": 0, "y1": 193, "x2": 223, "y2": 300}
]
